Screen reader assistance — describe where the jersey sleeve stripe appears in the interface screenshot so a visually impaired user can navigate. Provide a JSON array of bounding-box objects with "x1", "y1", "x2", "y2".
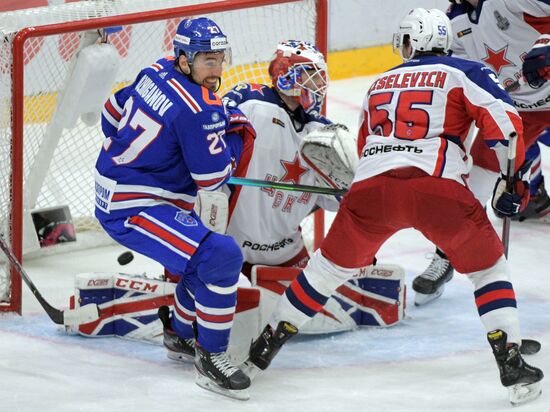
[
  {"x1": 149, "y1": 62, "x2": 164, "y2": 72},
  {"x1": 111, "y1": 192, "x2": 194, "y2": 211},
  {"x1": 102, "y1": 107, "x2": 120, "y2": 129},
  {"x1": 105, "y1": 97, "x2": 123, "y2": 120},
  {"x1": 191, "y1": 163, "x2": 232, "y2": 190},
  {"x1": 167, "y1": 78, "x2": 202, "y2": 113}
]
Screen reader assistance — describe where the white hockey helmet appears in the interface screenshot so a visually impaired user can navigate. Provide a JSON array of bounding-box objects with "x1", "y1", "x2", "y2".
[{"x1": 393, "y1": 8, "x2": 452, "y2": 61}]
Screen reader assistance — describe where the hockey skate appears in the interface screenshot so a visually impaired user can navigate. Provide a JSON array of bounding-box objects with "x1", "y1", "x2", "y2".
[
  {"x1": 158, "y1": 306, "x2": 195, "y2": 363},
  {"x1": 243, "y1": 321, "x2": 298, "y2": 379},
  {"x1": 512, "y1": 177, "x2": 550, "y2": 223},
  {"x1": 488, "y1": 330, "x2": 544, "y2": 406},
  {"x1": 412, "y1": 250, "x2": 454, "y2": 306},
  {"x1": 194, "y1": 343, "x2": 251, "y2": 401}
]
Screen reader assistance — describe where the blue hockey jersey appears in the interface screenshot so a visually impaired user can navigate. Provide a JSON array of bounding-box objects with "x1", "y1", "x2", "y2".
[{"x1": 95, "y1": 57, "x2": 237, "y2": 219}]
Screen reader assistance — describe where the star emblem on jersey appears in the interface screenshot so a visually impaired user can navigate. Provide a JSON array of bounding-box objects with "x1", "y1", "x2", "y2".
[
  {"x1": 249, "y1": 84, "x2": 265, "y2": 95},
  {"x1": 280, "y1": 154, "x2": 308, "y2": 184},
  {"x1": 482, "y1": 44, "x2": 514, "y2": 75}
]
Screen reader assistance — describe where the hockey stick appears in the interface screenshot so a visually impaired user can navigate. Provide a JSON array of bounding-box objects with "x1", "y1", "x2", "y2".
[
  {"x1": 0, "y1": 235, "x2": 100, "y2": 326},
  {"x1": 228, "y1": 176, "x2": 347, "y2": 196},
  {"x1": 501, "y1": 131, "x2": 518, "y2": 258},
  {"x1": 499, "y1": 132, "x2": 542, "y2": 354}
]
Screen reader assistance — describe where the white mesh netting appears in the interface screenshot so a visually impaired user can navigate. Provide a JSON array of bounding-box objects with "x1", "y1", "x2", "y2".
[{"x1": 0, "y1": 0, "x2": 321, "y2": 307}]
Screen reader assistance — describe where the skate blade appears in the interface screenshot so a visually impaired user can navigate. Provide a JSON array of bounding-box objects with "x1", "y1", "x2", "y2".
[
  {"x1": 195, "y1": 371, "x2": 250, "y2": 401},
  {"x1": 508, "y1": 380, "x2": 542, "y2": 406},
  {"x1": 166, "y1": 349, "x2": 194, "y2": 363},
  {"x1": 241, "y1": 361, "x2": 262, "y2": 381},
  {"x1": 414, "y1": 285, "x2": 444, "y2": 306}
]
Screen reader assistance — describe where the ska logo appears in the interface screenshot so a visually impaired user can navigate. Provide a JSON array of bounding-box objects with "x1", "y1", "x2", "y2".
[{"x1": 175, "y1": 211, "x2": 198, "y2": 227}]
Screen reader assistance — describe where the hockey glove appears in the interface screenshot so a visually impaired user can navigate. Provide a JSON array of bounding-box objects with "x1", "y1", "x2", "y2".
[
  {"x1": 226, "y1": 106, "x2": 256, "y2": 143},
  {"x1": 522, "y1": 34, "x2": 550, "y2": 89},
  {"x1": 491, "y1": 160, "x2": 531, "y2": 218}
]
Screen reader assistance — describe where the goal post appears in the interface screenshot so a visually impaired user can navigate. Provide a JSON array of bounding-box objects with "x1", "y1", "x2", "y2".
[{"x1": 0, "y1": 0, "x2": 328, "y2": 314}]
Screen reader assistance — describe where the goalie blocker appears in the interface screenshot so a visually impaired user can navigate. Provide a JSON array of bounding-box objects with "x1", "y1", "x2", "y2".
[{"x1": 68, "y1": 264, "x2": 405, "y2": 362}]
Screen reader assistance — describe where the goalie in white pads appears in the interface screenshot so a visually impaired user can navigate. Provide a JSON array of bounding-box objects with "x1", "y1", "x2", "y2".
[
  {"x1": 222, "y1": 39, "x2": 404, "y2": 335},
  {"x1": 245, "y1": 10, "x2": 543, "y2": 406}
]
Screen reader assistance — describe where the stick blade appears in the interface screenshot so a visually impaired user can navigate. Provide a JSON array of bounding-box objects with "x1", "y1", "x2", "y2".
[{"x1": 63, "y1": 304, "x2": 100, "y2": 326}]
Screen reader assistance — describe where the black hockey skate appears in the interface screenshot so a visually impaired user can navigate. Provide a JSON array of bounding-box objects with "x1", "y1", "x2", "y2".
[
  {"x1": 512, "y1": 177, "x2": 550, "y2": 222},
  {"x1": 243, "y1": 321, "x2": 298, "y2": 379},
  {"x1": 487, "y1": 329, "x2": 544, "y2": 406},
  {"x1": 194, "y1": 343, "x2": 251, "y2": 400},
  {"x1": 412, "y1": 249, "x2": 454, "y2": 306},
  {"x1": 158, "y1": 306, "x2": 195, "y2": 363}
]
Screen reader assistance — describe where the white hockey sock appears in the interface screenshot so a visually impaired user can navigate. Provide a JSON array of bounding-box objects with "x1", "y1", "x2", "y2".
[
  {"x1": 467, "y1": 256, "x2": 521, "y2": 344},
  {"x1": 269, "y1": 250, "x2": 357, "y2": 329}
]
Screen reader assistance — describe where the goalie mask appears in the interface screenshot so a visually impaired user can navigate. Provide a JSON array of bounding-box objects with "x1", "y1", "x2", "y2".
[
  {"x1": 173, "y1": 17, "x2": 232, "y2": 67},
  {"x1": 393, "y1": 8, "x2": 452, "y2": 62},
  {"x1": 268, "y1": 40, "x2": 328, "y2": 113}
]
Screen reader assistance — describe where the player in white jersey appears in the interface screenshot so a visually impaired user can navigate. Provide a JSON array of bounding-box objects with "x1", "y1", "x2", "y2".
[
  {"x1": 414, "y1": 0, "x2": 550, "y2": 305},
  {"x1": 220, "y1": 41, "x2": 403, "y2": 333},
  {"x1": 223, "y1": 40, "x2": 337, "y2": 272},
  {"x1": 244, "y1": 9, "x2": 543, "y2": 406}
]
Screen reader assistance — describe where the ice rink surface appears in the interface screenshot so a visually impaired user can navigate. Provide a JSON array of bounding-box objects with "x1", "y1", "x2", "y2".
[{"x1": 1, "y1": 76, "x2": 550, "y2": 412}]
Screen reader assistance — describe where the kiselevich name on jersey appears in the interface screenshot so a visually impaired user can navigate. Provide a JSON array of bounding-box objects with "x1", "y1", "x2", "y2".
[
  {"x1": 135, "y1": 74, "x2": 174, "y2": 116},
  {"x1": 362, "y1": 144, "x2": 423, "y2": 157},
  {"x1": 242, "y1": 238, "x2": 293, "y2": 251}
]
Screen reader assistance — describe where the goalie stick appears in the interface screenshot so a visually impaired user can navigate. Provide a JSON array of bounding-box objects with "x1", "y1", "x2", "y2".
[
  {"x1": 228, "y1": 176, "x2": 346, "y2": 196},
  {"x1": 0, "y1": 235, "x2": 100, "y2": 326}
]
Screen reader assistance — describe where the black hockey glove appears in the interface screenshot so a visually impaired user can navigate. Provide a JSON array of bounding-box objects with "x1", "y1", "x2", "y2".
[
  {"x1": 491, "y1": 160, "x2": 531, "y2": 218},
  {"x1": 523, "y1": 34, "x2": 550, "y2": 89}
]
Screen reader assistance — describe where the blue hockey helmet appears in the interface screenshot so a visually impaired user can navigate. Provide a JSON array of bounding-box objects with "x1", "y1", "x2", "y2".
[{"x1": 173, "y1": 17, "x2": 231, "y2": 65}]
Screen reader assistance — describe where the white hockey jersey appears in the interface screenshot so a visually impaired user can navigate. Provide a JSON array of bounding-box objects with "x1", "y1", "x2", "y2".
[
  {"x1": 355, "y1": 55, "x2": 524, "y2": 185},
  {"x1": 223, "y1": 84, "x2": 338, "y2": 266},
  {"x1": 448, "y1": 0, "x2": 550, "y2": 111}
]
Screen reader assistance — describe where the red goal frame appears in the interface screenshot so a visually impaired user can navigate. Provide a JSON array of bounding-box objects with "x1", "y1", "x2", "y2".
[{"x1": 3, "y1": 0, "x2": 328, "y2": 314}]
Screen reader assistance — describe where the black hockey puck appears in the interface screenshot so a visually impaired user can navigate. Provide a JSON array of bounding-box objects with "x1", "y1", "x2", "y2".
[
  {"x1": 520, "y1": 339, "x2": 541, "y2": 355},
  {"x1": 117, "y1": 251, "x2": 134, "y2": 266}
]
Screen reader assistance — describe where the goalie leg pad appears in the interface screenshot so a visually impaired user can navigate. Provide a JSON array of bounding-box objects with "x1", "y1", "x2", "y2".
[
  {"x1": 69, "y1": 272, "x2": 261, "y2": 364},
  {"x1": 250, "y1": 260, "x2": 405, "y2": 334}
]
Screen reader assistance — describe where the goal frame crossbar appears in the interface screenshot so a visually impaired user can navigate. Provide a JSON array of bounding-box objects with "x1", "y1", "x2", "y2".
[{"x1": 4, "y1": 0, "x2": 328, "y2": 313}]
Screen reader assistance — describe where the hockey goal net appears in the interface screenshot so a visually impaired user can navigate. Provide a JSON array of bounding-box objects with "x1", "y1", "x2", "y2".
[{"x1": 0, "y1": 0, "x2": 327, "y2": 313}]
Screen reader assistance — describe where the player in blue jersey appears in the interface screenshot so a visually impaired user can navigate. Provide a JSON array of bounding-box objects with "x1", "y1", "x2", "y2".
[{"x1": 94, "y1": 17, "x2": 255, "y2": 400}]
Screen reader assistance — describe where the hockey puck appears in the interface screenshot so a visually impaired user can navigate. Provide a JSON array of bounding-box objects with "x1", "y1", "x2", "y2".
[
  {"x1": 117, "y1": 251, "x2": 134, "y2": 266},
  {"x1": 520, "y1": 339, "x2": 541, "y2": 355}
]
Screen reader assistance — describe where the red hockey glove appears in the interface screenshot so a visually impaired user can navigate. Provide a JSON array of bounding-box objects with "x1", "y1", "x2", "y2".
[
  {"x1": 491, "y1": 160, "x2": 531, "y2": 218},
  {"x1": 226, "y1": 106, "x2": 256, "y2": 145},
  {"x1": 523, "y1": 34, "x2": 550, "y2": 89}
]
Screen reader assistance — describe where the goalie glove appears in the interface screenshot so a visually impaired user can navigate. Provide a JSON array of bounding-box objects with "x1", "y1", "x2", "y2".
[
  {"x1": 523, "y1": 34, "x2": 550, "y2": 89},
  {"x1": 299, "y1": 123, "x2": 358, "y2": 190},
  {"x1": 491, "y1": 160, "x2": 531, "y2": 218}
]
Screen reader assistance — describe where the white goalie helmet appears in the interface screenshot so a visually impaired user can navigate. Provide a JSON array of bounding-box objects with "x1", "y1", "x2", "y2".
[{"x1": 393, "y1": 8, "x2": 452, "y2": 61}]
